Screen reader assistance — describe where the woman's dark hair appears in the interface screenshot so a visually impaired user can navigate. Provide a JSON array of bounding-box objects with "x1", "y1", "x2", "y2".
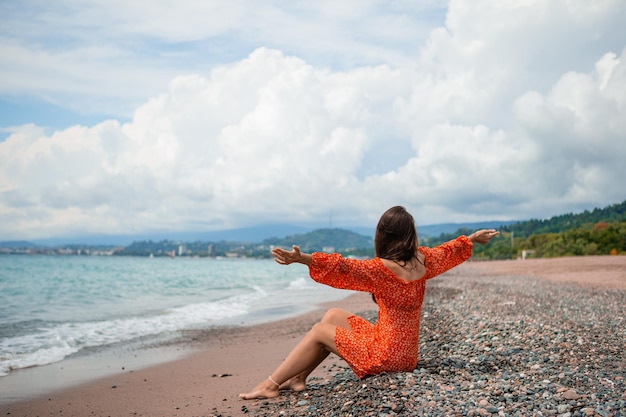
[
  {"x1": 372, "y1": 206, "x2": 420, "y2": 305},
  {"x1": 374, "y1": 206, "x2": 419, "y2": 262}
]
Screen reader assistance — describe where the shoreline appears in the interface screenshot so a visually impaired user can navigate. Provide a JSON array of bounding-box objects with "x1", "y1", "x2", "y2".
[
  {"x1": 2, "y1": 255, "x2": 624, "y2": 416},
  {"x1": 0, "y1": 341, "x2": 193, "y2": 405},
  {"x1": 0, "y1": 301, "x2": 337, "y2": 404},
  {"x1": 0, "y1": 291, "x2": 377, "y2": 416}
]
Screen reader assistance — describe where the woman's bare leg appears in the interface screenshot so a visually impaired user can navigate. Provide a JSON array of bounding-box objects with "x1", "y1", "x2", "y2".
[
  {"x1": 280, "y1": 308, "x2": 353, "y2": 391},
  {"x1": 279, "y1": 346, "x2": 329, "y2": 391},
  {"x1": 239, "y1": 308, "x2": 353, "y2": 400}
]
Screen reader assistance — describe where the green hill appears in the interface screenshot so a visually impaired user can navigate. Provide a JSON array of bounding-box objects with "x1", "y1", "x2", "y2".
[
  {"x1": 7, "y1": 200, "x2": 625, "y2": 260},
  {"x1": 425, "y1": 199, "x2": 626, "y2": 259},
  {"x1": 501, "y1": 200, "x2": 626, "y2": 237},
  {"x1": 263, "y1": 228, "x2": 373, "y2": 256}
]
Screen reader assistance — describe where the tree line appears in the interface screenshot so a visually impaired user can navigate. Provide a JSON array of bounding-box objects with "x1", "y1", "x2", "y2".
[
  {"x1": 102, "y1": 200, "x2": 626, "y2": 259},
  {"x1": 116, "y1": 228, "x2": 373, "y2": 258},
  {"x1": 423, "y1": 200, "x2": 626, "y2": 259}
]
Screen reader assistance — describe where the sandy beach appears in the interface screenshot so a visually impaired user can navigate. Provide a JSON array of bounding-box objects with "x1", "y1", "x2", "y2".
[{"x1": 1, "y1": 255, "x2": 624, "y2": 417}]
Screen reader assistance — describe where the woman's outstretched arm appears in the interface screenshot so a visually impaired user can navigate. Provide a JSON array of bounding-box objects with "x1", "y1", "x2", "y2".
[
  {"x1": 467, "y1": 229, "x2": 499, "y2": 244},
  {"x1": 272, "y1": 245, "x2": 312, "y2": 265},
  {"x1": 420, "y1": 229, "x2": 499, "y2": 279}
]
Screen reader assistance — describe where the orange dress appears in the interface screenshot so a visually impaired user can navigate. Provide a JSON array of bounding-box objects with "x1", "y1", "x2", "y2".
[{"x1": 308, "y1": 236, "x2": 473, "y2": 378}]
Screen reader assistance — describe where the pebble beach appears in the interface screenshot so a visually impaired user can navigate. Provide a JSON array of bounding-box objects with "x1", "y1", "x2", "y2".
[
  {"x1": 253, "y1": 260, "x2": 625, "y2": 416},
  {"x1": 2, "y1": 256, "x2": 624, "y2": 417}
]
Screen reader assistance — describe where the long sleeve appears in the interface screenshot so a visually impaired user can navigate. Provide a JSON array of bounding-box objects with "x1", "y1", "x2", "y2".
[
  {"x1": 420, "y1": 235, "x2": 473, "y2": 279},
  {"x1": 308, "y1": 253, "x2": 380, "y2": 293}
]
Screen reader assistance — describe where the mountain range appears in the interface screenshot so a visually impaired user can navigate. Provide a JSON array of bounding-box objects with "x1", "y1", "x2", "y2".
[
  {"x1": 7, "y1": 198, "x2": 625, "y2": 248},
  {"x1": 2, "y1": 221, "x2": 515, "y2": 248}
]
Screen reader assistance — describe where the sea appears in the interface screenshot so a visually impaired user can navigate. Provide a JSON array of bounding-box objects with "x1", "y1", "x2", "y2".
[{"x1": 0, "y1": 254, "x2": 352, "y2": 401}]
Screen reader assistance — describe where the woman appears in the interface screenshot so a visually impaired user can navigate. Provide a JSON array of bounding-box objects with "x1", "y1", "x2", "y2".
[{"x1": 240, "y1": 206, "x2": 498, "y2": 400}]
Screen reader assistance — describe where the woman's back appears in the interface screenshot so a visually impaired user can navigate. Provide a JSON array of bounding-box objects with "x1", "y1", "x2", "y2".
[{"x1": 379, "y1": 251, "x2": 426, "y2": 282}]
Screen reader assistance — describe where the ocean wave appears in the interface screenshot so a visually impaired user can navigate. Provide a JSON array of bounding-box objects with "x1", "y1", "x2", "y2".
[
  {"x1": 0, "y1": 257, "x2": 353, "y2": 377},
  {"x1": 286, "y1": 276, "x2": 318, "y2": 290},
  {"x1": 0, "y1": 290, "x2": 262, "y2": 377}
]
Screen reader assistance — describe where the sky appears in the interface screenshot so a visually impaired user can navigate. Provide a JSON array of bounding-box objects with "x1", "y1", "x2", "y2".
[{"x1": 1, "y1": 0, "x2": 625, "y2": 241}]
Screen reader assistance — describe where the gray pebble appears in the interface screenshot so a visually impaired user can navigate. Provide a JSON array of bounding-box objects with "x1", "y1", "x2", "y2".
[{"x1": 248, "y1": 272, "x2": 625, "y2": 416}]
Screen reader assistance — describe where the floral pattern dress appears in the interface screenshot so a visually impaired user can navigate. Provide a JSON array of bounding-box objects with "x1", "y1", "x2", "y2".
[{"x1": 308, "y1": 236, "x2": 473, "y2": 378}]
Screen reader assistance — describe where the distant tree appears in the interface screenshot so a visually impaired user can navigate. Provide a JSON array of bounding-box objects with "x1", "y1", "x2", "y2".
[
  {"x1": 263, "y1": 228, "x2": 373, "y2": 253},
  {"x1": 424, "y1": 200, "x2": 626, "y2": 259}
]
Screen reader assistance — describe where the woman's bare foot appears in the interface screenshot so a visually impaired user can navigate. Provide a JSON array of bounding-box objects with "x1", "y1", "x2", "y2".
[
  {"x1": 239, "y1": 379, "x2": 280, "y2": 400},
  {"x1": 279, "y1": 377, "x2": 307, "y2": 392}
]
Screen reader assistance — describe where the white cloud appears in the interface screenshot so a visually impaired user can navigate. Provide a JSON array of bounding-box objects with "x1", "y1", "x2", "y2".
[
  {"x1": 0, "y1": 0, "x2": 447, "y2": 118},
  {"x1": 512, "y1": 48, "x2": 626, "y2": 208},
  {"x1": 0, "y1": 0, "x2": 625, "y2": 239}
]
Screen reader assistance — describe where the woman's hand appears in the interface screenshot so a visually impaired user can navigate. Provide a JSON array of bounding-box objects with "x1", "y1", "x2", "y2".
[
  {"x1": 272, "y1": 245, "x2": 312, "y2": 265},
  {"x1": 468, "y1": 229, "x2": 499, "y2": 245}
]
